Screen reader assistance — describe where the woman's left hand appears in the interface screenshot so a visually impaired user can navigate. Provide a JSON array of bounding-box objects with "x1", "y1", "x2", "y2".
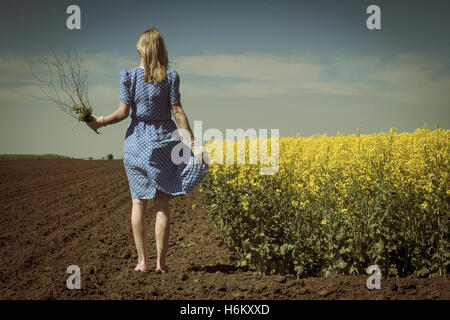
[
  {"x1": 86, "y1": 115, "x2": 105, "y2": 133},
  {"x1": 191, "y1": 141, "x2": 209, "y2": 165}
]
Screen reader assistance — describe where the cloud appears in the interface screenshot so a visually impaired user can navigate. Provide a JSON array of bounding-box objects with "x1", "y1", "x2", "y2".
[
  {"x1": 180, "y1": 80, "x2": 361, "y2": 98},
  {"x1": 173, "y1": 53, "x2": 324, "y2": 82},
  {"x1": 81, "y1": 51, "x2": 137, "y2": 77},
  {"x1": 173, "y1": 53, "x2": 362, "y2": 97},
  {"x1": 325, "y1": 52, "x2": 450, "y2": 106},
  {"x1": 173, "y1": 52, "x2": 450, "y2": 106},
  {"x1": 0, "y1": 50, "x2": 136, "y2": 84},
  {"x1": 0, "y1": 51, "x2": 130, "y2": 109},
  {"x1": 363, "y1": 53, "x2": 450, "y2": 105},
  {"x1": 1, "y1": 51, "x2": 449, "y2": 110}
]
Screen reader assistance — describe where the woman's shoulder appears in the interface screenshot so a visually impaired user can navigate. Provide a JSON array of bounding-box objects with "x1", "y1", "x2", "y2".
[
  {"x1": 120, "y1": 67, "x2": 144, "y2": 74},
  {"x1": 166, "y1": 67, "x2": 178, "y2": 74},
  {"x1": 120, "y1": 68, "x2": 142, "y2": 83},
  {"x1": 166, "y1": 68, "x2": 179, "y2": 80},
  {"x1": 120, "y1": 68, "x2": 131, "y2": 78},
  {"x1": 121, "y1": 67, "x2": 142, "y2": 74}
]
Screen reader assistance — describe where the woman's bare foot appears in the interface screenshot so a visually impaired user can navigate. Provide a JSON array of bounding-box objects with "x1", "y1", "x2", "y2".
[
  {"x1": 155, "y1": 266, "x2": 169, "y2": 273},
  {"x1": 137, "y1": 260, "x2": 146, "y2": 267}
]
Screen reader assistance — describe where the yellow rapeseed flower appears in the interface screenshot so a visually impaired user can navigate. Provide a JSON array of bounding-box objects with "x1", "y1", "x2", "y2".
[{"x1": 203, "y1": 128, "x2": 448, "y2": 226}]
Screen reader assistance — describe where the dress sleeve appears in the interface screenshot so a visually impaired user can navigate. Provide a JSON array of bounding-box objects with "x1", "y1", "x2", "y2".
[
  {"x1": 119, "y1": 69, "x2": 132, "y2": 105},
  {"x1": 169, "y1": 69, "x2": 181, "y2": 106}
]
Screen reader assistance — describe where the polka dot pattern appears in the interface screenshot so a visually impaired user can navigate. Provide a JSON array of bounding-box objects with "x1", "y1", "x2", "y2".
[{"x1": 121, "y1": 67, "x2": 208, "y2": 199}]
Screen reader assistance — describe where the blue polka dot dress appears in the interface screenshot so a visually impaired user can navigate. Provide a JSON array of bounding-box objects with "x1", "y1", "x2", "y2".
[{"x1": 120, "y1": 67, "x2": 208, "y2": 199}]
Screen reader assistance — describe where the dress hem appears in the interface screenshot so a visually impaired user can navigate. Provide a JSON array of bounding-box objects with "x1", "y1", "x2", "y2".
[
  {"x1": 130, "y1": 190, "x2": 193, "y2": 200},
  {"x1": 130, "y1": 182, "x2": 196, "y2": 200}
]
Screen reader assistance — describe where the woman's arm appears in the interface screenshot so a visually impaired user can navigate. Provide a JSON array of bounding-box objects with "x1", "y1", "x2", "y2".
[
  {"x1": 86, "y1": 102, "x2": 130, "y2": 132},
  {"x1": 171, "y1": 102, "x2": 195, "y2": 145},
  {"x1": 102, "y1": 102, "x2": 130, "y2": 126},
  {"x1": 172, "y1": 102, "x2": 208, "y2": 165}
]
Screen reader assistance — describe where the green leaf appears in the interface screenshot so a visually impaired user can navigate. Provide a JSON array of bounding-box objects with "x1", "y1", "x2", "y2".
[
  {"x1": 374, "y1": 240, "x2": 384, "y2": 253},
  {"x1": 336, "y1": 259, "x2": 347, "y2": 270},
  {"x1": 294, "y1": 265, "x2": 304, "y2": 275}
]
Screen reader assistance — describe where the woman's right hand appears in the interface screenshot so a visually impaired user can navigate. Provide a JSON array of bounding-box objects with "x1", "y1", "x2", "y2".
[{"x1": 86, "y1": 115, "x2": 104, "y2": 134}]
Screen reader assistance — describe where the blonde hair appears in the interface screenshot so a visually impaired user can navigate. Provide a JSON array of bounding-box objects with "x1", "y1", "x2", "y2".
[{"x1": 137, "y1": 28, "x2": 169, "y2": 83}]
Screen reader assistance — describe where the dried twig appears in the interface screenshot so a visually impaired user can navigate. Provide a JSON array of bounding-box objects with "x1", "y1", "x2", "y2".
[{"x1": 25, "y1": 48, "x2": 98, "y2": 132}]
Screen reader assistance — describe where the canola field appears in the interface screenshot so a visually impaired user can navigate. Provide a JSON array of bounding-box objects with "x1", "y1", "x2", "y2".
[{"x1": 200, "y1": 128, "x2": 449, "y2": 278}]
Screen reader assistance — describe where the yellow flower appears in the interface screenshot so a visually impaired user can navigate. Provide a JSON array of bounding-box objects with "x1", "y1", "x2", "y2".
[
  {"x1": 192, "y1": 204, "x2": 196, "y2": 210},
  {"x1": 299, "y1": 200, "x2": 309, "y2": 209},
  {"x1": 201, "y1": 128, "x2": 449, "y2": 245}
]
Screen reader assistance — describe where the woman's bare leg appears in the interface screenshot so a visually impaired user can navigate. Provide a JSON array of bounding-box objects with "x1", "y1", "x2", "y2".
[
  {"x1": 154, "y1": 189, "x2": 170, "y2": 272},
  {"x1": 131, "y1": 198, "x2": 147, "y2": 266}
]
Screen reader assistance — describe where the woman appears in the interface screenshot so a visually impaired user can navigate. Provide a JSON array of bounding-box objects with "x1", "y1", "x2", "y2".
[{"x1": 86, "y1": 28, "x2": 209, "y2": 273}]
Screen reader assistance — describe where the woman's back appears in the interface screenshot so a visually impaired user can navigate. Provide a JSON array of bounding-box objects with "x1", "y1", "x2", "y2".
[{"x1": 120, "y1": 67, "x2": 181, "y2": 122}]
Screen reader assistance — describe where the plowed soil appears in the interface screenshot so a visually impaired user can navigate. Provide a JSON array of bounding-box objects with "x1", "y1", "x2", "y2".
[{"x1": 0, "y1": 160, "x2": 448, "y2": 300}]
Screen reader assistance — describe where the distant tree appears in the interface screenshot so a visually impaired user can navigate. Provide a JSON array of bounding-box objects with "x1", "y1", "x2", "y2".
[
  {"x1": 107, "y1": 154, "x2": 114, "y2": 160},
  {"x1": 88, "y1": 156, "x2": 93, "y2": 160}
]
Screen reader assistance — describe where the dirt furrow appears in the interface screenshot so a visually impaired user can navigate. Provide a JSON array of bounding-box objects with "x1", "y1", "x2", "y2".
[{"x1": 0, "y1": 160, "x2": 449, "y2": 300}]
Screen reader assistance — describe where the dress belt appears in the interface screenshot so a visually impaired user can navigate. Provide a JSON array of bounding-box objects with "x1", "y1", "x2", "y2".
[{"x1": 131, "y1": 118, "x2": 172, "y2": 123}]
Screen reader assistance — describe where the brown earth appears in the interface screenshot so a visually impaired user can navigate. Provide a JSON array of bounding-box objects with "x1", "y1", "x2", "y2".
[{"x1": 0, "y1": 159, "x2": 448, "y2": 300}]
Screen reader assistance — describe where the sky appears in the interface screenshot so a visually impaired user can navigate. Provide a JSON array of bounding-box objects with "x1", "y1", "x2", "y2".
[{"x1": 0, "y1": 0, "x2": 449, "y2": 159}]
